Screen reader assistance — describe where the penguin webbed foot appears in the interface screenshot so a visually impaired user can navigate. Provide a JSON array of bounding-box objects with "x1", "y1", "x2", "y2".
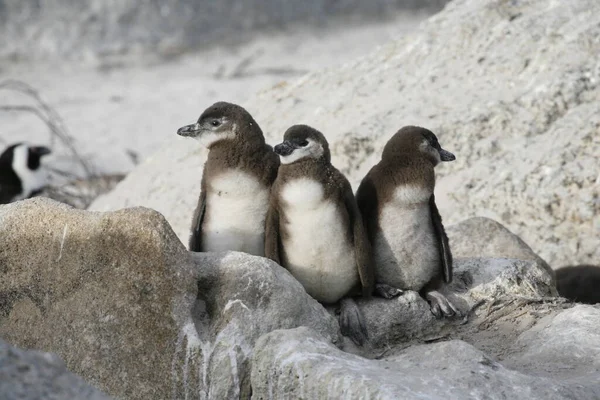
[
  {"x1": 425, "y1": 290, "x2": 462, "y2": 319},
  {"x1": 375, "y1": 283, "x2": 404, "y2": 299},
  {"x1": 339, "y1": 298, "x2": 368, "y2": 346}
]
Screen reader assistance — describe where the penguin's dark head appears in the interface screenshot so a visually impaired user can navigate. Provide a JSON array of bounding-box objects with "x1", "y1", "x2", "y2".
[
  {"x1": 177, "y1": 101, "x2": 264, "y2": 148},
  {"x1": 383, "y1": 126, "x2": 455, "y2": 166},
  {"x1": 274, "y1": 125, "x2": 331, "y2": 165},
  {"x1": 0, "y1": 143, "x2": 52, "y2": 170},
  {"x1": 26, "y1": 145, "x2": 52, "y2": 169}
]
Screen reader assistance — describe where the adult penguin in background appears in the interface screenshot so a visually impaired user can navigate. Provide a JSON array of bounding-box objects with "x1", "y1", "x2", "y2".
[
  {"x1": 0, "y1": 143, "x2": 51, "y2": 204},
  {"x1": 265, "y1": 124, "x2": 374, "y2": 345},
  {"x1": 356, "y1": 126, "x2": 460, "y2": 318},
  {"x1": 177, "y1": 102, "x2": 279, "y2": 255}
]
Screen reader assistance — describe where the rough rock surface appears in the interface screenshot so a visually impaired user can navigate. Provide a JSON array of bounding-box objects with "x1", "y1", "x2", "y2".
[
  {"x1": 356, "y1": 257, "x2": 557, "y2": 350},
  {"x1": 3, "y1": 193, "x2": 600, "y2": 399},
  {"x1": 91, "y1": 0, "x2": 600, "y2": 268},
  {"x1": 0, "y1": 198, "x2": 338, "y2": 399},
  {"x1": 252, "y1": 326, "x2": 600, "y2": 400},
  {"x1": 447, "y1": 217, "x2": 552, "y2": 274},
  {"x1": 0, "y1": 339, "x2": 110, "y2": 400}
]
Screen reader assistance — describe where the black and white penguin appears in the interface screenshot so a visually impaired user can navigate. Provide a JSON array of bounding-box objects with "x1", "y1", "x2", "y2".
[
  {"x1": 265, "y1": 124, "x2": 374, "y2": 345},
  {"x1": 0, "y1": 143, "x2": 51, "y2": 204},
  {"x1": 177, "y1": 101, "x2": 279, "y2": 255},
  {"x1": 356, "y1": 126, "x2": 460, "y2": 318}
]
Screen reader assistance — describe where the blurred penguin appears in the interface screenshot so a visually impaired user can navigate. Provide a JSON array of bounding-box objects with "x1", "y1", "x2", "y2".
[
  {"x1": 556, "y1": 265, "x2": 600, "y2": 304},
  {"x1": 0, "y1": 143, "x2": 52, "y2": 204}
]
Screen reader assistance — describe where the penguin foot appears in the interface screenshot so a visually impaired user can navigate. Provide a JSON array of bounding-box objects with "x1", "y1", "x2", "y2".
[
  {"x1": 425, "y1": 290, "x2": 461, "y2": 319},
  {"x1": 339, "y1": 298, "x2": 368, "y2": 346},
  {"x1": 375, "y1": 283, "x2": 404, "y2": 299}
]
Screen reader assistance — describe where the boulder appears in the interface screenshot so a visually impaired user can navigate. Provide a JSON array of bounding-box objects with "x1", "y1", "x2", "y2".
[
  {"x1": 507, "y1": 305, "x2": 600, "y2": 381},
  {"x1": 251, "y1": 327, "x2": 600, "y2": 399},
  {"x1": 0, "y1": 198, "x2": 339, "y2": 399},
  {"x1": 446, "y1": 217, "x2": 552, "y2": 271},
  {"x1": 0, "y1": 339, "x2": 110, "y2": 400},
  {"x1": 91, "y1": 0, "x2": 600, "y2": 268}
]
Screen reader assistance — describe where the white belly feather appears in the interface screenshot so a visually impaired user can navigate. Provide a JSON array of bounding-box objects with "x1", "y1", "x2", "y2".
[
  {"x1": 202, "y1": 170, "x2": 269, "y2": 256},
  {"x1": 280, "y1": 179, "x2": 358, "y2": 304},
  {"x1": 374, "y1": 185, "x2": 439, "y2": 291}
]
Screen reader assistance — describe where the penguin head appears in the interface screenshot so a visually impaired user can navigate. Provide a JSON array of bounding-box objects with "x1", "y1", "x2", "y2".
[
  {"x1": 274, "y1": 125, "x2": 331, "y2": 165},
  {"x1": 177, "y1": 101, "x2": 264, "y2": 148},
  {"x1": 0, "y1": 143, "x2": 52, "y2": 170},
  {"x1": 25, "y1": 145, "x2": 52, "y2": 169},
  {"x1": 383, "y1": 126, "x2": 455, "y2": 166}
]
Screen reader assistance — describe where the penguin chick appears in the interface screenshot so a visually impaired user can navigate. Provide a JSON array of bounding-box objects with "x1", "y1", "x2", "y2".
[
  {"x1": 177, "y1": 101, "x2": 279, "y2": 255},
  {"x1": 265, "y1": 125, "x2": 374, "y2": 345},
  {"x1": 0, "y1": 143, "x2": 51, "y2": 204},
  {"x1": 556, "y1": 265, "x2": 600, "y2": 304},
  {"x1": 356, "y1": 126, "x2": 460, "y2": 318}
]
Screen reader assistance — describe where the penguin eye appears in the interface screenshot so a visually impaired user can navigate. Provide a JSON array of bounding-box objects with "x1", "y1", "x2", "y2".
[
  {"x1": 298, "y1": 140, "x2": 309, "y2": 147},
  {"x1": 211, "y1": 119, "x2": 221, "y2": 127}
]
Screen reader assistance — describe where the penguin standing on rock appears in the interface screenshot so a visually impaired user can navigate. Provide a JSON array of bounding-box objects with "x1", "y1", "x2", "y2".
[
  {"x1": 0, "y1": 143, "x2": 52, "y2": 204},
  {"x1": 265, "y1": 125, "x2": 374, "y2": 345},
  {"x1": 356, "y1": 126, "x2": 460, "y2": 318},
  {"x1": 177, "y1": 102, "x2": 279, "y2": 255}
]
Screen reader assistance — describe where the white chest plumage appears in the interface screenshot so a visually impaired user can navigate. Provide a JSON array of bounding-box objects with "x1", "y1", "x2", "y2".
[
  {"x1": 12, "y1": 144, "x2": 48, "y2": 201},
  {"x1": 280, "y1": 178, "x2": 358, "y2": 304},
  {"x1": 202, "y1": 169, "x2": 269, "y2": 256},
  {"x1": 374, "y1": 184, "x2": 440, "y2": 291}
]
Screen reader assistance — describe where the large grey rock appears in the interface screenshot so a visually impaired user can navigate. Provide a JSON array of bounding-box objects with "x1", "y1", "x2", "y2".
[
  {"x1": 508, "y1": 305, "x2": 600, "y2": 380},
  {"x1": 251, "y1": 327, "x2": 600, "y2": 399},
  {"x1": 0, "y1": 339, "x2": 110, "y2": 400},
  {"x1": 0, "y1": 198, "x2": 338, "y2": 399},
  {"x1": 92, "y1": 0, "x2": 600, "y2": 268},
  {"x1": 447, "y1": 217, "x2": 552, "y2": 272},
  {"x1": 0, "y1": 0, "x2": 447, "y2": 62}
]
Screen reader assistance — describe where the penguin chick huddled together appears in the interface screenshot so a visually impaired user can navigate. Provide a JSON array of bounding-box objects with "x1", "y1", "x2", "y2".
[
  {"x1": 265, "y1": 124, "x2": 374, "y2": 345},
  {"x1": 0, "y1": 143, "x2": 52, "y2": 204},
  {"x1": 356, "y1": 126, "x2": 460, "y2": 318},
  {"x1": 177, "y1": 102, "x2": 279, "y2": 255}
]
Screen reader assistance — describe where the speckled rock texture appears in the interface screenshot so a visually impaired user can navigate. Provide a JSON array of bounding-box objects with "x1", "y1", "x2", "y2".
[
  {"x1": 0, "y1": 198, "x2": 338, "y2": 399},
  {"x1": 0, "y1": 339, "x2": 110, "y2": 400},
  {"x1": 251, "y1": 323, "x2": 600, "y2": 400},
  {"x1": 1, "y1": 197, "x2": 598, "y2": 399}
]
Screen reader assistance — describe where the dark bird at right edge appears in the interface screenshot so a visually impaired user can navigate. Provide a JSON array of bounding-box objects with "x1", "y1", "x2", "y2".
[
  {"x1": 556, "y1": 264, "x2": 600, "y2": 305},
  {"x1": 356, "y1": 126, "x2": 460, "y2": 318}
]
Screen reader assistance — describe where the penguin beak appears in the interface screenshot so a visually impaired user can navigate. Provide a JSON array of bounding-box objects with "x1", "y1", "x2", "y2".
[
  {"x1": 177, "y1": 122, "x2": 202, "y2": 137},
  {"x1": 439, "y1": 149, "x2": 455, "y2": 162},
  {"x1": 274, "y1": 141, "x2": 295, "y2": 156},
  {"x1": 30, "y1": 146, "x2": 51, "y2": 157}
]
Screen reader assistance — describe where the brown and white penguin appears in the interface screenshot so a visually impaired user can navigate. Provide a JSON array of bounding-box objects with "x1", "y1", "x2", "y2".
[
  {"x1": 265, "y1": 125, "x2": 374, "y2": 345},
  {"x1": 177, "y1": 101, "x2": 279, "y2": 255},
  {"x1": 356, "y1": 126, "x2": 460, "y2": 318}
]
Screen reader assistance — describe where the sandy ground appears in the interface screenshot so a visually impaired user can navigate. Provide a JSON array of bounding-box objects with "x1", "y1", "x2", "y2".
[{"x1": 0, "y1": 13, "x2": 428, "y2": 179}]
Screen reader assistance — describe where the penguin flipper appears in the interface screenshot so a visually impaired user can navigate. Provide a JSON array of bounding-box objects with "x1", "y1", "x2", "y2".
[
  {"x1": 264, "y1": 205, "x2": 281, "y2": 265},
  {"x1": 344, "y1": 184, "x2": 375, "y2": 297},
  {"x1": 429, "y1": 194, "x2": 452, "y2": 283},
  {"x1": 189, "y1": 190, "x2": 206, "y2": 252}
]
